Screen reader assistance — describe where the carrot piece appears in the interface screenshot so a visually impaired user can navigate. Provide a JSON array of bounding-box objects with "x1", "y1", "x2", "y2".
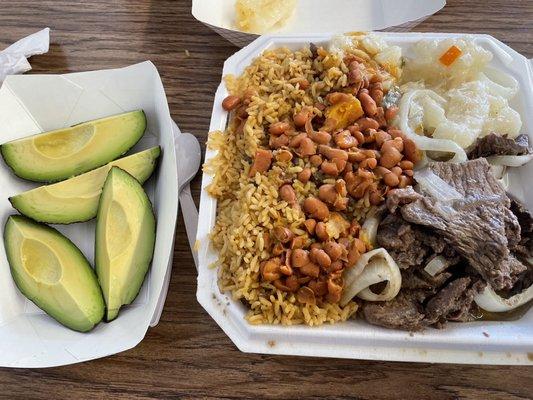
[{"x1": 439, "y1": 45, "x2": 463, "y2": 66}]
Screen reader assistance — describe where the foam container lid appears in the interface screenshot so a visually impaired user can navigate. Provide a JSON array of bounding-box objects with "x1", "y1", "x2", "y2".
[
  {"x1": 0, "y1": 61, "x2": 179, "y2": 368},
  {"x1": 197, "y1": 33, "x2": 533, "y2": 365},
  {"x1": 192, "y1": 0, "x2": 446, "y2": 47}
]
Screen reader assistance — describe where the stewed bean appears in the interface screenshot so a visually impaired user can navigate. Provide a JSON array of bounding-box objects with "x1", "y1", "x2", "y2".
[
  {"x1": 303, "y1": 197, "x2": 329, "y2": 220},
  {"x1": 222, "y1": 95, "x2": 241, "y2": 111}
]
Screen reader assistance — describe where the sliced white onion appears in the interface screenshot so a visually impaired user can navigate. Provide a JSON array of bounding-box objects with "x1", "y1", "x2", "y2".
[
  {"x1": 340, "y1": 248, "x2": 402, "y2": 306},
  {"x1": 489, "y1": 164, "x2": 506, "y2": 180},
  {"x1": 414, "y1": 168, "x2": 463, "y2": 202},
  {"x1": 398, "y1": 89, "x2": 468, "y2": 163},
  {"x1": 424, "y1": 255, "x2": 449, "y2": 277},
  {"x1": 486, "y1": 154, "x2": 533, "y2": 167},
  {"x1": 474, "y1": 284, "x2": 533, "y2": 312},
  {"x1": 360, "y1": 209, "x2": 384, "y2": 248}
]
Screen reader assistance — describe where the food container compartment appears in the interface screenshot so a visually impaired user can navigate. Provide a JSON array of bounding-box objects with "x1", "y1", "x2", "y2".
[
  {"x1": 0, "y1": 61, "x2": 179, "y2": 368},
  {"x1": 192, "y1": 0, "x2": 446, "y2": 47},
  {"x1": 197, "y1": 33, "x2": 533, "y2": 365}
]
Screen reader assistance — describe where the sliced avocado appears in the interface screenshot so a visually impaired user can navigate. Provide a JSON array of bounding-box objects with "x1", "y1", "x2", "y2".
[
  {"x1": 95, "y1": 167, "x2": 156, "y2": 321},
  {"x1": 4, "y1": 215, "x2": 104, "y2": 332},
  {"x1": 0, "y1": 110, "x2": 146, "y2": 182},
  {"x1": 9, "y1": 146, "x2": 160, "y2": 224}
]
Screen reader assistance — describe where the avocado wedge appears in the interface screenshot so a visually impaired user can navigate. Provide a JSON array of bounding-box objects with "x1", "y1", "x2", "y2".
[
  {"x1": 0, "y1": 110, "x2": 146, "y2": 182},
  {"x1": 4, "y1": 215, "x2": 104, "y2": 332},
  {"x1": 95, "y1": 167, "x2": 156, "y2": 321},
  {"x1": 10, "y1": 146, "x2": 160, "y2": 224}
]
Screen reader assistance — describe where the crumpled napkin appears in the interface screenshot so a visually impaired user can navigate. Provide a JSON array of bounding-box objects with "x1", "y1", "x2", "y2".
[{"x1": 0, "y1": 28, "x2": 50, "y2": 84}]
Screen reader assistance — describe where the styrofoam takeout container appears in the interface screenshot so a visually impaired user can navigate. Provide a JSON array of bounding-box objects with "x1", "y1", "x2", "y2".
[
  {"x1": 197, "y1": 33, "x2": 533, "y2": 365},
  {"x1": 192, "y1": 0, "x2": 446, "y2": 47},
  {"x1": 0, "y1": 61, "x2": 179, "y2": 368}
]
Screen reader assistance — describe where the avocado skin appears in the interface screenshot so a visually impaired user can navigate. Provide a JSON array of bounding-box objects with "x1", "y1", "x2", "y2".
[
  {"x1": 1, "y1": 110, "x2": 147, "y2": 183},
  {"x1": 7, "y1": 146, "x2": 161, "y2": 225},
  {"x1": 4, "y1": 215, "x2": 105, "y2": 332},
  {"x1": 95, "y1": 167, "x2": 156, "y2": 322}
]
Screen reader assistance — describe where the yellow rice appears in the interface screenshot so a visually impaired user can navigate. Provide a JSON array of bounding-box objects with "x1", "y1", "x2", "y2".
[{"x1": 206, "y1": 46, "x2": 358, "y2": 325}]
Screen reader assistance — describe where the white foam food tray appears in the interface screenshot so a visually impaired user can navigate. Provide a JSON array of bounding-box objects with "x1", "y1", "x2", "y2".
[
  {"x1": 0, "y1": 61, "x2": 179, "y2": 368},
  {"x1": 192, "y1": 0, "x2": 446, "y2": 47},
  {"x1": 197, "y1": 33, "x2": 533, "y2": 365}
]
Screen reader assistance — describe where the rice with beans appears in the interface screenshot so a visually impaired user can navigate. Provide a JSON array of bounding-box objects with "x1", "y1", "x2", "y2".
[{"x1": 206, "y1": 37, "x2": 415, "y2": 326}]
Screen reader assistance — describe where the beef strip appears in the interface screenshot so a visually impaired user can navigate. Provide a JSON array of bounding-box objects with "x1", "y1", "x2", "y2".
[
  {"x1": 389, "y1": 159, "x2": 526, "y2": 290},
  {"x1": 425, "y1": 277, "x2": 485, "y2": 326},
  {"x1": 377, "y1": 213, "x2": 455, "y2": 269},
  {"x1": 361, "y1": 277, "x2": 484, "y2": 331},
  {"x1": 362, "y1": 291, "x2": 427, "y2": 331},
  {"x1": 468, "y1": 133, "x2": 530, "y2": 159}
]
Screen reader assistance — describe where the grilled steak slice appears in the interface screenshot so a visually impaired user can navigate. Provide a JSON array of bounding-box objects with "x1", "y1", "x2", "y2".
[
  {"x1": 388, "y1": 159, "x2": 526, "y2": 290},
  {"x1": 468, "y1": 133, "x2": 530, "y2": 159}
]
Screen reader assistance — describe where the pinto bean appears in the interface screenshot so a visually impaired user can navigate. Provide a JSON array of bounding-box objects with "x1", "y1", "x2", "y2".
[
  {"x1": 370, "y1": 88, "x2": 384, "y2": 105},
  {"x1": 296, "y1": 286, "x2": 316, "y2": 305},
  {"x1": 315, "y1": 222, "x2": 329, "y2": 241},
  {"x1": 347, "y1": 243, "x2": 361, "y2": 266},
  {"x1": 374, "y1": 166, "x2": 391, "y2": 177},
  {"x1": 347, "y1": 150, "x2": 366, "y2": 163},
  {"x1": 369, "y1": 190, "x2": 383, "y2": 205},
  {"x1": 289, "y1": 132, "x2": 306, "y2": 148},
  {"x1": 359, "y1": 157, "x2": 377, "y2": 169},
  {"x1": 332, "y1": 157, "x2": 347, "y2": 172},
  {"x1": 303, "y1": 219, "x2": 317, "y2": 235},
  {"x1": 293, "y1": 112, "x2": 308, "y2": 128},
  {"x1": 404, "y1": 169, "x2": 414, "y2": 177},
  {"x1": 298, "y1": 168, "x2": 312, "y2": 183},
  {"x1": 280, "y1": 184, "x2": 297, "y2": 204},
  {"x1": 350, "y1": 219, "x2": 361, "y2": 236},
  {"x1": 249, "y1": 149, "x2": 272, "y2": 177},
  {"x1": 279, "y1": 264, "x2": 293, "y2": 276},
  {"x1": 334, "y1": 130, "x2": 358, "y2": 149},
  {"x1": 310, "y1": 248, "x2": 332, "y2": 268},
  {"x1": 388, "y1": 129, "x2": 405, "y2": 139},
  {"x1": 303, "y1": 197, "x2": 329, "y2": 221},
  {"x1": 269, "y1": 134, "x2": 289, "y2": 149},
  {"x1": 335, "y1": 179, "x2": 347, "y2": 196},
  {"x1": 351, "y1": 179, "x2": 372, "y2": 199},
  {"x1": 323, "y1": 241, "x2": 344, "y2": 261},
  {"x1": 398, "y1": 175, "x2": 412, "y2": 188},
  {"x1": 291, "y1": 249, "x2": 310, "y2": 268},
  {"x1": 385, "y1": 105, "x2": 399, "y2": 121},
  {"x1": 383, "y1": 172, "x2": 399, "y2": 187},
  {"x1": 403, "y1": 138, "x2": 421, "y2": 164},
  {"x1": 375, "y1": 130, "x2": 392, "y2": 148},
  {"x1": 291, "y1": 235, "x2": 308, "y2": 249},
  {"x1": 261, "y1": 258, "x2": 281, "y2": 282},
  {"x1": 222, "y1": 95, "x2": 241, "y2": 111},
  {"x1": 391, "y1": 166, "x2": 403, "y2": 176},
  {"x1": 275, "y1": 149, "x2": 293, "y2": 163},
  {"x1": 318, "y1": 145, "x2": 348, "y2": 161},
  {"x1": 300, "y1": 262, "x2": 320, "y2": 278},
  {"x1": 297, "y1": 137, "x2": 317, "y2": 157},
  {"x1": 310, "y1": 154, "x2": 323, "y2": 166},
  {"x1": 356, "y1": 168, "x2": 374, "y2": 180},
  {"x1": 272, "y1": 242, "x2": 284, "y2": 256},
  {"x1": 273, "y1": 226, "x2": 294, "y2": 244},
  {"x1": 327, "y1": 92, "x2": 352, "y2": 105},
  {"x1": 326, "y1": 277, "x2": 343, "y2": 303},
  {"x1": 308, "y1": 130, "x2": 332, "y2": 145},
  {"x1": 321, "y1": 160, "x2": 339, "y2": 176},
  {"x1": 358, "y1": 92, "x2": 378, "y2": 116},
  {"x1": 399, "y1": 160, "x2": 414, "y2": 170},
  {"x1": 379, "y1": 147, "x2": 403, "y2": 169},
  {"x1": 356, "y1": 117, "x2": 379, "y2": 131},
  {"x1": 382, "y1": 137, "x2": 404, "y2": 153},
  {"x1": 318, "y1": 184, "x2": 338, "y2": 205},
  {"x1": 269, "y1": 121, "x2": 291, "y2": 136}
]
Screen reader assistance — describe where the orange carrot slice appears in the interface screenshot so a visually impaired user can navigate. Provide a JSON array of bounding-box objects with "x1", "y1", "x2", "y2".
[{"x1": 439, "y1": 45, "x2": 463, "y2": 66}]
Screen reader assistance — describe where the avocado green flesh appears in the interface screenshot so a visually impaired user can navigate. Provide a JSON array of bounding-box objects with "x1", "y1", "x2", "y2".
[
  {"x1": 4, "y1": 215, "x2": 104, "y2": 332},
  {"x1": 9, "y1": 146, "x2": 160, "y2": 224},
  {"x1": 95, "y1": 167, "x2": 156, "y2": 321},
  {"x1": 0, "y1": 110, "x2": 146, "y2": 182}
]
